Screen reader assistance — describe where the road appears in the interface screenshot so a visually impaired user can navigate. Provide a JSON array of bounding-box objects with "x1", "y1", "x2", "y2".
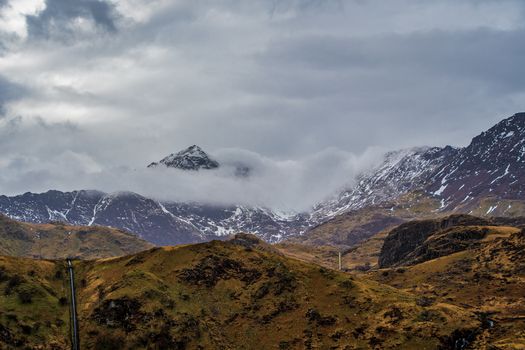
[{"x1": 67, "y1": 259, "x2": 80, "y2": 350}]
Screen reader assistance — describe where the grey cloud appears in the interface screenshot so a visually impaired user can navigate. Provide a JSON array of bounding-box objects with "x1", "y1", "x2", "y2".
[
  {"x1": 268, "y1": 0, "x2": 343, "y2": 15},
  {"x1": 26, "y1": 0, "x2": 118, "y2": 39},
  {"x1": 257, "y1": 29, "x2": 525, "y2": 92},
  {"x1": 0, "y1": 76, "x2": 25, "y2": 115},
  {"x1": 243, "y1": 26, "x2": 525, "y2": 152},
  {"x1": 0, "y1": 130, "x2": 383, "y2": 212},
  {"x1": 0, "y1": 0, "x2": 524, "y2": 209}
]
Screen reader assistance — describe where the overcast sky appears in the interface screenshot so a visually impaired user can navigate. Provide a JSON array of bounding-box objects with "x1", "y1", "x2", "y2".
[{"x1": 0, "y1": 0, "x2": 524, "y2": 210}]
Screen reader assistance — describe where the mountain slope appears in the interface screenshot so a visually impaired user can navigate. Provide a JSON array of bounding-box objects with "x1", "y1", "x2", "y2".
[
  {"x1": 293, "y1": 113, "x2": 525, "y2": 249},
  {"x1": 378, "y1": 214, "x2": 525, "y2": 268},
  {"x1": 426, "y1": 112, "x2": 525, "y2": 212},
  {"x1": 0, "y1": 214, "x2": 153, "y2": 259},
  {"x1": 0, "y1": 190, "x2": 304, "y2": 245},
  {"x1": 312, "y1": 113, "x2": 525, "y2": 222},
  {"x1": 309, "y1": 146, "x2": 458, "y2": 221}
]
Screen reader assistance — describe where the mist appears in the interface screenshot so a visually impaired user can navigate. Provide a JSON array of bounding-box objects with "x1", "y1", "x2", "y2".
[{"x1": 0, "y1": 143, "x2": 385, "y2": 212}]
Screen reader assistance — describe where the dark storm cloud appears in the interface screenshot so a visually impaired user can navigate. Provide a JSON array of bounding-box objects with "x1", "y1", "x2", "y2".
[{"x1": 26, "y1": 0, "x2": 118, "y2": 38}]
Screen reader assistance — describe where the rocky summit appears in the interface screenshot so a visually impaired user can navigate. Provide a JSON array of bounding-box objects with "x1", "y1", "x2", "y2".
[{"x1": 147, "y1": 145, "x2": 220, "y2": 170}]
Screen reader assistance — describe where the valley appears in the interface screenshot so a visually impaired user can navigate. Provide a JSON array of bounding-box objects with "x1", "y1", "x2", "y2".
[
  {"x1": 0, "y1": 113, "x2": 524, "y2": 349},
  {"x1": 2, "y1": 1, "x2": 524, "y2": 348}
]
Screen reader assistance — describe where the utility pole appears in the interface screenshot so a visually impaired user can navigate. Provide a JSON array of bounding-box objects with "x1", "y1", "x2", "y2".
[{"x1": 338, "y1": 252, "x2": 342, "y2": 271}]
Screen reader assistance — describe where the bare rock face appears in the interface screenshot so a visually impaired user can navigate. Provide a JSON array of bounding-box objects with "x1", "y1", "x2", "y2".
[
  {"x1": 378, "y1": 214, "x2": 525, "y2": 268},
  {"x1": 379, "y1": 215, "x2": 491, "y2": 267}
]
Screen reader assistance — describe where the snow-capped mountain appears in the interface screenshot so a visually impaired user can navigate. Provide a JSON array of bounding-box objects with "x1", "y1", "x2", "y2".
[
  {"x1": 148, "y1": 145, "x2": 220, "y2": 170},
  {"x1": 425, "y1": 112, "x2": 525, "y2": 212},
  {"x1": 309, "y1": 146, "x2": 458, "y2": 221},
  {"x1": 297, "y1": 112, "x2": 525, "y2": 248},
  {"x1": 1, "y1": 113, "x2": 524, "y2": 246},
  {"x1": 0, "y1": 190, "x2": 304, "y2": 245},
  {"x1": 312, "y1": 113, "x2": 525, "y2": 220}
]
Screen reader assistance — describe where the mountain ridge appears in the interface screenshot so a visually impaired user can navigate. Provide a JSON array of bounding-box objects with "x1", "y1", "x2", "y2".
[{"x1": 1, "y1": 113, "x2": 524, "y2": 246}]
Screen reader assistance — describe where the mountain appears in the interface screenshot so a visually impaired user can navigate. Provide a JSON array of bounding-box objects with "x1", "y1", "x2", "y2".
[
  {"x1": 0, "y1": 190, "x2": 304, "y2": 245},
  {"x1": 294, "y1": 112, "x2": 525, "y2": 249},
  {"x1": 147, "y1": 145, "x2": 219, "y2": 170},
  {"x1": 309, "y1": 146, "x2": 458, "y2": 221},
  {"x1": 1, "y1": 113, "x2": 524, "y2": 247},
  {"x1": 1, "y1": 230, "x2": 521, "y2": 349},
  {"x1": 425, "y1": 112, "x2": 525, "y2": 212},
  {"x1": 378, "y1": 214, "x2": 525, "y2": 268},
  {"x1": 0, "y1": 234, "x2": 481, "y2": 349},
  {"x1": 312, "y1": 112, "x2": 525, "y2": 222},
  {"x1": 0, "y1": 214, "x2": 153, "y2": 259},
  {"x1": 0, "y1": 190, "x2": 207, "y2": 246}
]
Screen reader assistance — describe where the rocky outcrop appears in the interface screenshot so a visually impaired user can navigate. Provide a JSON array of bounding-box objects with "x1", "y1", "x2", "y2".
[{"x1": 379, "y1": 215, "x2": 492, "y2": 267}]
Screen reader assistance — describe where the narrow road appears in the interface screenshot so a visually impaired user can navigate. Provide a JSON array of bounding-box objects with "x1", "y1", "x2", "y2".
[{"x1": 67, "y1": 259, "x2": 80, "y2": 350}]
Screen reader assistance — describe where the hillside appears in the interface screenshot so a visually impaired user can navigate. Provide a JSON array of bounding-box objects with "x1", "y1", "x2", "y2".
[
  {"x1": 3, "y1": 231, "x2": 525, "y2": 349},
  {"x1": 295, "y1": 191, "x2": 441, "y2": 249},
  {"x1": 72, "y1": 234, "x2": 479, "y2": 349},
  {"x1": 0, "y1": 256, "x2": 70, "y2": 349},
  {"x1": 283, "y1": 215, "x2": 525, "y2": 272},
  {"x1": 378, "y1": 215, "x2": 525, "y2": 268},
  {"x1": 0, "y1": 214, "x2": 153, "y2": 260},
  {"x1": 367, "y1": 217, "x2": 525, "y2": 349}
]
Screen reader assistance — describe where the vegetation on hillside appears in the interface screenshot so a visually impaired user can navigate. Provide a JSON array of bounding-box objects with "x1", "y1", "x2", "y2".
[
  {"x1": 0, "y1": 256, "x2": 70, "y2": 349},
  {"x1": 73, "y1": 234, "x2": 478, "y2": 349}
]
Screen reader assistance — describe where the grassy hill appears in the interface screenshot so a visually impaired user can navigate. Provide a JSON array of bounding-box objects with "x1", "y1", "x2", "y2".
[
  {"x1": 0, "y1": 214, "x2": 153, "y2": 259},
  {"x1": 73, "y1": 234, "x2": 478, "y2": 349},
  {"x1": 2, "y1": 223, "x2": 523, "y2": 349}
]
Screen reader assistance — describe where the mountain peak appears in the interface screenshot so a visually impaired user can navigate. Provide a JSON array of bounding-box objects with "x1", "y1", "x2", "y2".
[
  {"x1": 148, "y1": 145, "x2": 220, "y2": 170},
  {"x1": 467, "y1": 112, "x2": 525, "y2": 153}
]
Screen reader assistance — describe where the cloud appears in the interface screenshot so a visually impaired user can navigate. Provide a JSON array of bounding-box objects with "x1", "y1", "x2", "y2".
[
  {"x1": 0, "y1": 0, "x2": 524, "y2": 209},
  {"x1": 0, "y1": 119, "x2": 385, "y2": 211},
  {"x1": 25, "y1": 0, "x2": 118, "y2": 39},
  {"x1": 0, "y1": 75, "x2": 26, "y2": 115}
]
